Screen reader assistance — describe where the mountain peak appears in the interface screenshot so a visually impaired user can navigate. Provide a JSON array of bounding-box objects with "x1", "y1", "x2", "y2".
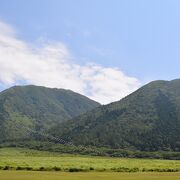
[
  {"x1": 0, "y1": 85, "x2": 100, "y2": 142},
  {"x1": 51, "y1": 79, "x2": 180, "y2": 151}
]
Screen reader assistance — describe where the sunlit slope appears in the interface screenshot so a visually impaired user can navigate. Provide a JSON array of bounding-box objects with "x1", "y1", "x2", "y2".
[{"x1": 0, "y1": 85, "x2": 100, "y2": 142}]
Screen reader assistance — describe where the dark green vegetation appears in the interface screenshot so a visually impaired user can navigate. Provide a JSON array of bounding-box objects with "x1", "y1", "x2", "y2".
[
  {"x1": 51, "y1": 80, "x2": 180, "y2": 152},
  {"x1": 0, "y1": 85, "x2": 99, "y2": 142},
  {"x1": 0, "y1": 148, "x2": 179, "y2": 172},
  {"x1": 1, "y1": 141, "x2": 180, "y2": 160}
]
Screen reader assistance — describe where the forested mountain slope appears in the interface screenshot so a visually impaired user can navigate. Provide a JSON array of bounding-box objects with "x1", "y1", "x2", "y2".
[
  {"x1": 51, "y1": 80, "x2": 180, "y2": 151},
  {"x1": 0, "y1": 85, "x2": 100, "y2": 142}
]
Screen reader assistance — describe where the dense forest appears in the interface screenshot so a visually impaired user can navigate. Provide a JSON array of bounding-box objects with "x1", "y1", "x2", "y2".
[{"x1": 51, "y1": 80, "x2": 180, "y2": 152}]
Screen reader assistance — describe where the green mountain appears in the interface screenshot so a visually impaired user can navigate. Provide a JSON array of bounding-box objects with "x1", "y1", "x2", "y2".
[
  {"x1": 0, "y1": 85, "x2": 100, "y2": 142},
  {"x1": 51, "y1": 80, "x2": 180, "y2": 151}
]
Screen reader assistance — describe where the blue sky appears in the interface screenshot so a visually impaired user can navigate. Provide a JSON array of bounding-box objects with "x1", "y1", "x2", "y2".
[{"x1": 0, "y1": 0, "x2": 180, "y2": 103}]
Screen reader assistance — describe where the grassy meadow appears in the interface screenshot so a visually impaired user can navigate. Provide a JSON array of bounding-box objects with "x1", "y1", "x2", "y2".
[
  {"x1": 0, "y1": 148, "x2": 180, "y2": 172},
  {"x1": 0, "y1": 171, "x2": 180, "y2": 180}
]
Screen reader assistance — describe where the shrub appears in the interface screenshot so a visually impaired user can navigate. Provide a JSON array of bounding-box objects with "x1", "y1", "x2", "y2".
[
  {"x1": 16, "y1": 166, "x2": 23, "y2": 170},
  {"x1": 69, "y1": 168, "x2": 82, "y2": 172},
  {"x1": 39, "y1": 167, "x2": 45, "y2": 171},
  {"x1": 129, "y1": 168, "x2": 139, "y2": 172},
  {"x1": 89, "y1": 167, "x2": 94, "y2": 171},
  {"x1": 3, "y1": 166, "x2": 11, "y2": 170},
  {"x1": 53, "y1": 166, "x2": 61, "y2": 171},
  {"x1": 26, "y1": 167, "x2": 33, "y2": 171}
]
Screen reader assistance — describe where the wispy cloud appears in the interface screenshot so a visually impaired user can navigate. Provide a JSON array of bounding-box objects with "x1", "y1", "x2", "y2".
[{"x1": 0, "y1": 21, "x2": 141, "y2": 104}]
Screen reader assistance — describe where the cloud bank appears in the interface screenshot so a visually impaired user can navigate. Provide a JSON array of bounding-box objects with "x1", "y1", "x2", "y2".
[{"x1": 0, "y1": 21, "x2": 141, "y2": 104}]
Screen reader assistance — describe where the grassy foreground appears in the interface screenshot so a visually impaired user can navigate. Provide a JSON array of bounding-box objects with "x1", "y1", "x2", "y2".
[
  {"x1": 0, "y1": 148, "x2": 180, "y2": 172},
  {"x1": 0, "y1": 171, "x2": 180, "y2": 180}
]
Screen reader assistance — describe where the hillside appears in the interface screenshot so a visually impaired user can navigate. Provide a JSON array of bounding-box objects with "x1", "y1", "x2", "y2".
[
  {"x1": 0, "y1": 85, "x2": 100, "y2": 142},
  {"x1": 51, "y1": 79, "x2": 180, "y2": 151}
]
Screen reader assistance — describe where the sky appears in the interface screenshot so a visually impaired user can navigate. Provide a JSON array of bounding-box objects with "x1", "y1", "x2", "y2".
[{"x1": 0, "y1": 0, "x2": 180, "y2": 104}]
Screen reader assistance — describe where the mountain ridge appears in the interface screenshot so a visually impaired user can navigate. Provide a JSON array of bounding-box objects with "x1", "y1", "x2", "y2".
[
  {"x1": 0, "y1": 85, "x2": 100, "y2": 142},
  {"x1": 50, "y1": 79, "x2": 180, "y2": 151}
]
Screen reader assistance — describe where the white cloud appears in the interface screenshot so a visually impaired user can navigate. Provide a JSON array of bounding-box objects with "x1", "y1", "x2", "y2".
[{"x1": 0, "y1": 21, "x2": 141, "y2": 104}]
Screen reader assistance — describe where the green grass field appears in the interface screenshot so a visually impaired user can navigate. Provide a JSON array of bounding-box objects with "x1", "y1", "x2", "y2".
[
  {"x1": 0, "y1": 148, "x2": 180, "y2": 172},
  {"x1": 0, "y1": 171, "x2": 180, "y2": 180}
]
